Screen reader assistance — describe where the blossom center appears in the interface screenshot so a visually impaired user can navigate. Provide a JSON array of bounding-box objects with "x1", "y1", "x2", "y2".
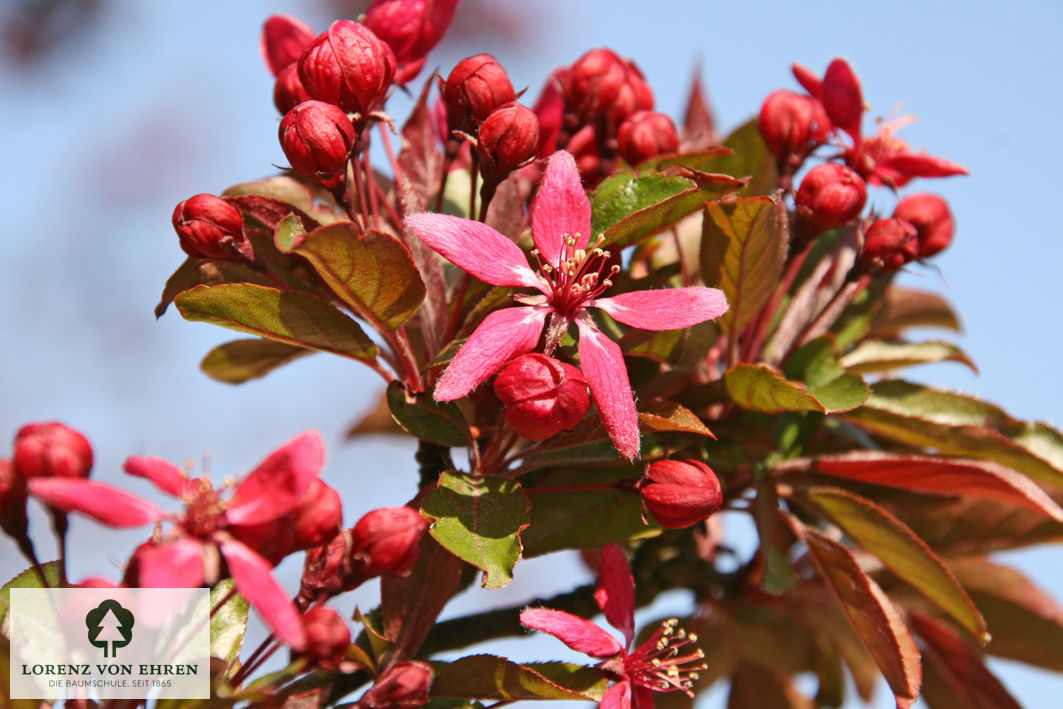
[
  {"x1": 624, "y1": 618, "x2": 706, "y2": 696},
  {"x1": 183, "y1": 479, "x2": 228, "y2": 538},
  {"x1": 530, "y1": 233, "x2": 620, "y2": 319}
]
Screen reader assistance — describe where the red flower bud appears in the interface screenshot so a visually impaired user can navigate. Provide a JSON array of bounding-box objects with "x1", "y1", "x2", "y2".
[
  {"x1": 279, "y1": 101, "x2": 356, "y2": 190},
  {"x1": 565, "y1": 48, "x2": 653, "y2": 126},
  {"x1": 861, "y1": 217, "x2": 919, "y2": 271},
  {"x1": 795, "y1": 163, "x2": 867, "y2": 234},
  {"x1": 300, "y1": 605, "x2": 350, "y2": 669},
  {"x1": 617, "y1": 110, "x2": 679, "y2": 165},
  {"x1": 349, "y1": 506, "x2": 428, "y2": 578},
  {"x1": 261, "y1": 15, "x2": 316, "y2": 77},
  {"x1": 274, "y1": 63, "x2": 312, "y2": 114},
  {"x1": 493, "y1": 354, "x2": 590, "y2": 441},
  {"x1": 637, "y1": 459, "x2": 722, "y2": 529},
  {"x1": 360, "y1": 661, "x2": 433, "y2": 708},
  {"x1": 0, "y1": 459, "x2": 29, "y2": 543},
  {"x1": 791, "y1": 62, "x2": 823, "y2": 98},
  {"x1": 298, "y1": 21, "x2": 396, "y2": 115},
  {"x1": 14, "y1": 422, "x2": 93, "y2": 480},
  {"x1": 172, "y1": 194, "x2": 253, "y2": 262},
  {"x1": 229, "y1": 479, "x2": 342, "y2": 566},
  {"x1": 476, "y1": 102, "x2": 539, "y2": 182},
  {"x1": 291, "y1": 479, "x2": 343, "y2": 550},
  {"x1": 364, "y1": 0, "x2": 458, "y2": 83},
  {"x1": 821, "y1": 58, "x2": 863, "y2": 137},
  {"x1": 893, "y1": 192, "x2": 954, "y2": 258},
  {"x1": 443, "y1": 54, "x2": 516, "y2": 135},
  {"x1": 758, "y1": 89, "x2": 832, "y2": 170}
]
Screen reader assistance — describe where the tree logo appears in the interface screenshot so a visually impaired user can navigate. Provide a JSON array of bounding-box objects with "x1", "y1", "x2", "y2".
[{"x1": 85, "y1": 599, "x2": 134, "y2": 658}]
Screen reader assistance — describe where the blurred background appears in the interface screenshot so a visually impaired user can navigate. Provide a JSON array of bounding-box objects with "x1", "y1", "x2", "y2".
[{"x1": 1, "y1": 0, "x2": 1061, "y2": 706}]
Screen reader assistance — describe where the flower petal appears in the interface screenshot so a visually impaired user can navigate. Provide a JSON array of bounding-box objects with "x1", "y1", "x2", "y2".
[
  {"x1": 27, "y1": 478, "x2": 163, "y2": 527},
  {"x1": 594, "y1": 543, "x2": 636, "y2": 649},
  {"x1": 406, "y1": 213, "x2": 541, "y2": 288},
  {"x1": 226, "y1": 431, "x2": 325, "y2": 526},
  {"x1": 601, "y1": 680, "x2": 632, "y2": 709},
  {"x1": 532, "y1": 151, "x2": 591, "y2": 266},
  {"x1": 593, "y1": 287, "x2": 728, "y2": 331},
  {"x1": 218, "y1": 537, "x2": 307, "y2": 651},
  {"x1": 435, "y1": 306, "x2": 547, "y2": 401},
  {"x1": 134, "y1": 539, "x2": 206, "y2": 588},
  {"x1": 575, "y1": 316, "x2": 640, "y2": 460},
  {"x1": 124, "y1": 456, "x2": 193, "y2": 499},
  {"x1": 631, "y1": 684, "x2": 656, "y2": 709},
  {"x1": 520, "y1": 608, "x2": 624, "y2": 658}
]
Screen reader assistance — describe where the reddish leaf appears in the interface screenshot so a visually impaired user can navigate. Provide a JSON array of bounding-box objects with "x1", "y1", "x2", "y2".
[
  {"x1": 910, "y1": 611, "x2": 1021, "y2": 709},
  {"x1": 870, "y1": 286, "x2": 963, "y2": 337},
  {"x1": 794, "y1": 451, "x2": 1063, "y2": 522},
  {"x1": 200, "y1": 338, "x2": 313, "y2": 384},
  {"x1": 701, "y1": 196, "x2": 788, "y2": 335},
  {"x1": 637, "y1": 399, "x2": 715, "y2": 438},
  {"x1": 799, "y1": 525, "x2": 921, "y2": 707},
  {"x1": 948, "y1": 557, "x2": 1063, "y2": 671},
  {"x1": 839, "y1": 339, "x2": 977, "y2": 375},
  {"x1": 155, "y1": 257, "x2": 272, "y2": 318},
  {"x1": 429, "y1": 655, "x2": 606, "y2": 701},
  {"x1": 681, "y1": 67, "x2": 718, "y2": 149},
  {"x1": 381, "y1": 535, "x2": 464, "y2": 656},
  {"x1": 798, "y1": 486, "x2": 987, "y2": 641}
]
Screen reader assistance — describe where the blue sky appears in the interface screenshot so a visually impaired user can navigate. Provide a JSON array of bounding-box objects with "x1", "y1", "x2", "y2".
[{"x1": 1, "y1": 1, "x2": 1061, "y2": 706}]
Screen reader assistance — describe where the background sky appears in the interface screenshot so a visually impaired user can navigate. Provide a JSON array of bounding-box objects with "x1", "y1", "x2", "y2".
[{"x1": 1, "y1": 1, "x2": 1061, "y2": 706}]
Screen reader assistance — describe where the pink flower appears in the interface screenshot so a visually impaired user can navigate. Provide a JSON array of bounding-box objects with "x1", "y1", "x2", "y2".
[
  {"x1": 405, "y1": 151, "x2": 728, "y2": 459},
  {"x1": 521, "y1": 544, "x2": 705, "y2": 708},
  {"x1": 27, "y1": 431, "x2": 327, "y2": 651}
]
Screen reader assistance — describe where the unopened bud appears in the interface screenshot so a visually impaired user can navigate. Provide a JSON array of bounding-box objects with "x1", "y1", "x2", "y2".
[
  {"x1": 292, "y1": 479, "x2": 343, "y2": 550},
  {"x1": 0, "y1": 459, "x2": 29, "y2": 543},
  {"x1": 861, "y1": 218, "x2": 919, "y2": 271},
  {"x1": 617, "y1": 110, "x2": 679, "y2": 165},
  {"x1": 359, "y1": 661, "x2": 433, "y2": 708},
  {"x1": 279, "y1": 101, "x2": 356, "y2": 190},
  {"x1": 893, "y1": 193, "x2": 954, "y2": 258},
  {"x1": 300, "y1": 531, "x2": 354, "y2": 602},
  {"x1": 300, "y1": 605, "x2": 350, "y2": 669},
  {"x1": 444, "y1": 54, "x2": 516, "y2": 135},
  {"x1": 758, "y1": 89, "x2": 832, "y2": 170},
  {"x1": 637, "y1": 459, "x2": 722, "y2": 529},
  {"x1": 493, "y1": 354, "x2": 590, "y2": 440},
  {"x1": 261, "y1": 14, "x2": 316, "y2": 77},
  {"x1": 565, "y1": 48, "x2": 653, "y2": 126},
  {"x1": 795, "y1": 163, "x2": 867, "y2": 234},
  {"x1": 274, "y1": 64, "x2": 312, "y2": 114},
  {"x1": 476, "y1": 102, "x2": 540, "y2": 182},
  {"x1": 364, "y1": 0, "x2": 458, "y2": 84},
  {"x1": 349, "y1": 506, "x2": 428, "y2": 578},
  {"x1": 298, "y1": 20, "x2": 396, "y2": 115},
  {"x1": 14, "y1": 422, "x2": 93, "y2": 480},
  {"x1": 172, "y1": 194, "x2": 254, "y2": 262},
  {"x1": 821, "y1": 58, "x2": 863, "y2": 136}
]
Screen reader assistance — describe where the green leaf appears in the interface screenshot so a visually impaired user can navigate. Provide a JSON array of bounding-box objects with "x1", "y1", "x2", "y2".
[
  {"x1": 700, "y1": 196, "x2": 788, "y2": 335},
  {"x1": 155, "y1": 257, "x2": 274, "y2": 318},
  {"x1": 430, "y1": 655, "x2": 606, "y2": 701},
  {"x1": 948, "y1": 558, "x2": 1063, "y2": 671},
  {"x1": 0, "y1": 561, "x2": 60, "y2": 624},
  {"x1": 843, "y1": 381, "x2": 1063, "y2": 490},
  {"x1": 209, "y1": 579, "x2": 248, "y2": 666},
  {"x1": 620, "y1": 321, "x2": 716, "y2": 369},
  {"x1": 725, "y1": 364, "x2": 823, "y2": 414},
  {"x1": 281, "y1": 223, "x2": 426, "y2": 330},
  {"x1": 422, "y1": 473, "x2": 530, "y2": 589},
  {"x1": 701, "y1": 118, "x2": 780, "y2": 197},
  {"x1": 800, "y1": 487, "x2": 987, "y2": 641},
  {"x1": 637, "y1": 399, "x2": 715, "y2": 438},
  {"x1": 175, "y1": 284, "x2": 377, "y2": 363},
  {"x1": 386, "y1": 381, "x2": 471, "y2": 447},
  {"x1": 870, "y1": 286, "x2": 963, "y2": 337},
  {"x1": 839, "y1": 339, "x2": 977, "y2": 374},
  {"x1": 799, "y1": 527, "x2": 922, "y2": 708},
  {"x1": 522, "y1": 465, "x2": 660, "y2": 556},
  {"x1": 782, "y1": 336, "x2": 870, "y2": 413},
  {"x1": 201, "y1": 338, "x2": 313, "y2": 384}
]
